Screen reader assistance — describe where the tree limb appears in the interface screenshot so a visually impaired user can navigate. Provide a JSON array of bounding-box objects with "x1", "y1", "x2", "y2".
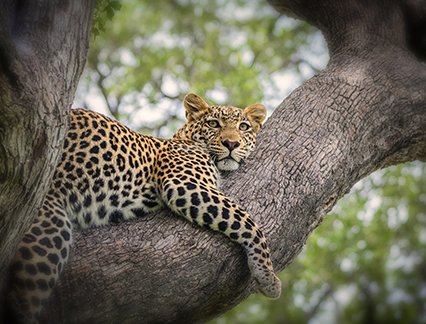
[{"x1": 34, "y1": 0, "x2": 426, "y2": 323}]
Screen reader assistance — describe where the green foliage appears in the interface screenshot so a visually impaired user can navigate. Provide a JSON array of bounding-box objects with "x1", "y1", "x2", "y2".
[
  {"x1": 211, "y1": 162, "x2": 426, "y2": 323},
  {"x1": 92, "y1": 0, "x2": 122, "y2": 38},
  {"x1": 76, "y1": 0, "x2": 323, "y2": 137}
]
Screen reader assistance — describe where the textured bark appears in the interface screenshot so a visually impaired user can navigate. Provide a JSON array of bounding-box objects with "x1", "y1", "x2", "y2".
[
  {"x1": 14, "y1": 0, "x2": 426, "y2": 323},
  {"x1": 0, "y1": 0, "x2": 94, "y2": 312}
]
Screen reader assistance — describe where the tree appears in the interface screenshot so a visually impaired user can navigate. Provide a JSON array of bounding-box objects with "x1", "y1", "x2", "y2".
[
  {"x1": 0, "y1": 0, "x2": 96, "y2": 311},
  {"x1": 3, "y1": 0, "x2": 426, "y2": 324}
]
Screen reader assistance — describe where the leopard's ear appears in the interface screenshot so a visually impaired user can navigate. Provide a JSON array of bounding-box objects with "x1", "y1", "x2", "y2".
[
  {"x1": 184, "y1": 93, "x2": 210, "y2": 122},
  {"x1": 245, "y1": 103, "x2": 266, "y2": 133}
]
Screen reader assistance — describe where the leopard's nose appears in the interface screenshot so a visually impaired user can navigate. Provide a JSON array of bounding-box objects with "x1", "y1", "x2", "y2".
[{"x1": 222, "y1": 140, "x2": 240, "y2": 151}]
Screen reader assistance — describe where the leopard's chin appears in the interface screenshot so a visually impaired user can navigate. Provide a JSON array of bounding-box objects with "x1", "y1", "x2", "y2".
[{"x1": 217, "y1": 158, "x2": 240, "y2": 171}]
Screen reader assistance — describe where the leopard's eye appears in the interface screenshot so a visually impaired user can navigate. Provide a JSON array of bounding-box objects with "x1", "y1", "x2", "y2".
[
  {"x1": 207, "y1": 120, "x2": 220, "y2": 128},
  {"x1": 239, "y1": 123, "x2": 250, "y2": 131}
]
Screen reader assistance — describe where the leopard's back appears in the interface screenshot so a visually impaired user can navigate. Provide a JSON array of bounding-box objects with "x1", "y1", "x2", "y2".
[{"x1": 55, "y1": 109, "x2": 165, "y2": 229}]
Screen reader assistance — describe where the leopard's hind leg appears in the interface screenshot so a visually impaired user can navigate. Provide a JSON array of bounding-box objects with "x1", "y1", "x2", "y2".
[{"x1": 6, "y1": 197, "x2": 72, "y2": 324}]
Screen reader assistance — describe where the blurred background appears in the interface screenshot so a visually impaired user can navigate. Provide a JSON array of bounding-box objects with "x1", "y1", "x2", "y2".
[{"x1": 73, "y1": 0, "x2": 426, "y2": 322}]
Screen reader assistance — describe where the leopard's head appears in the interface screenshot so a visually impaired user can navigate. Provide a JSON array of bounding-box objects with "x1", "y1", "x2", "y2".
[{"x1": 172, "y1": 93, "x2": 266, "y2": 171}]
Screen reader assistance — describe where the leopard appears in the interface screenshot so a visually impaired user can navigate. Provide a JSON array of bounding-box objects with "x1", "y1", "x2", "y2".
[{"x1": 6, "y1": 93, "x2": 282, "y2": 324}]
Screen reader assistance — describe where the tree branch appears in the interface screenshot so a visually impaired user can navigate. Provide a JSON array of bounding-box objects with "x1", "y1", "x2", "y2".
[
  {"x1": 305, "y1": 284, "x2": 333, "y2": 322},
  {"x1": 94, "y1": 64, "x2": 116, "y2": 117},
  {"x1": 37, "y1": 0, "x2": 426, "y2": 323}
]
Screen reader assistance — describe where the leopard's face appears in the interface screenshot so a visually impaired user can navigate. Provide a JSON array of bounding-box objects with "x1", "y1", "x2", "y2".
[
  {"x1": 191, "y1": 107, "x2": 258, "y2": 171},
  {"x1": 172, "y1": 94, "x2": 267, "y2": 171}
]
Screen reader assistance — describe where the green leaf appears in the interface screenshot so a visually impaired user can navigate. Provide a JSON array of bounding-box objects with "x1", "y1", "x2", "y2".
[{"x1": 110, "y1": 1, "x2": 122, "y2": 10}]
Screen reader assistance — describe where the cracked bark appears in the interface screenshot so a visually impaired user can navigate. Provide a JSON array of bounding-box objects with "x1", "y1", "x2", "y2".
[
  {"x1": 3, "y1": 0, "x2": 426, "y2": 323},
  {"x1": 0, "y1": 0, "x2": 95, "y2": 314}
]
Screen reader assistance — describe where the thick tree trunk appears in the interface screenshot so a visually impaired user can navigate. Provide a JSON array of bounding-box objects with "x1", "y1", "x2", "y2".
[
  {"x1": 16, "y1": 0, "x2": 426, "y2": 323},
  {"x1": 0, "y1": 0, "x2": 94, "y2": 311}
]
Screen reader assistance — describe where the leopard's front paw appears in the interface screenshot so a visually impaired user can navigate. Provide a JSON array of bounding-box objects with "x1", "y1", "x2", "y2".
[{"x1": 254, "y1": 271, "x2": 282, "y2": 299}]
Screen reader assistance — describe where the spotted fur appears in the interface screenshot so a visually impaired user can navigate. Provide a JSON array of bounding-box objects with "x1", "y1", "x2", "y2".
[{"x1": 6, "y1": 93, "x2": 281, "y2": 324}]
